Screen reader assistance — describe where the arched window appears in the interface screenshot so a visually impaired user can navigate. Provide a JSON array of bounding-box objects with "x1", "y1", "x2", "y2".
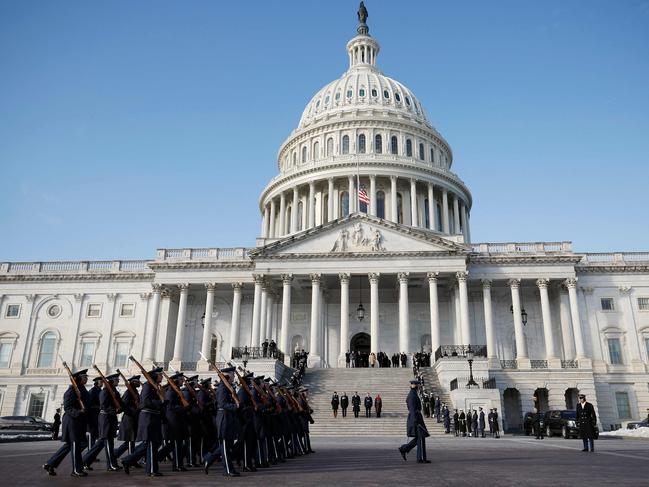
[
  {"x1": 424, "y1": 198, "x2": 430, "y2": 228},
  {"x1": 406, "y1": 139, "x2": 413, "y2": 157},
  {"x1": 326, "y1": 137, "x2": 333, "y2": 156},
  {"x1": 390, "y1": 136, "x2": 398, "y2": 155},
  {"x1": 323, "y1": 195, "x2": 329, "y2": 222},
  {"x1": 397, "y1": 193, "x2": 403, "y2": 224},
  {"x1": 37, "y1": 331, "x2": 57, "y2": 368},
  {"x1": 436, "y1": 203, "x2": 443, "y2": 231},
  {"x1": 377, "y1": 191, "x2": 386, "y2": 219},
  {"x1": 313, "y1": 141, "x2": 319, "y2": 160},
  {"x1": 430, "y1": 148, "x2": 434, "y2": 163},
  {"x1": 297, "y1": 201, "x2": 304, "y2": 231},
  {"x1": 292, "y1": 151, "x2": 297, "y2": 165},
  {"x1": 342, "y1": 135, "x2": 350, "y2": 154},
  {"x1": 301, "y1": 146, "x2": 307, "y2": 163},
  {"x1": 419, "y1": 143, "x2": 425, "y2": 160},
  {"x1": 340, "y1": 191, "x2": 350, "y2": 217},
  {"x1": 358, "y1": 134, "x2": 366, "y2": 154},
  {"x1": 375, "y1": 134, "x2": 382, "y2": 154},
  {"x1": 285, "y1": 205, "x2": 292, "y2": 233}
]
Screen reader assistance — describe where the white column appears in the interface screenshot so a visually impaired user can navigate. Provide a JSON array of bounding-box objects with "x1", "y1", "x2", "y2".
[
  {"x1": 559, "y1": 286, "x2": 576, "y2": 360},
  {"x1": 339, "y1": 273, "x2": 350, "y2": 365},
  {"x1": 199, "y1": 283, "x2": 217, "y2": 369},
  {"x1": 171, "y1": 283, "x2": 190, "y2": 365},
  {"x1": 327, "y1": 178, "x2": 334, "y2": 222},
  {"x1": 410, "y1": 179, "x2": 417, "y2": 227},
  {"x1": 309, "y1": 274, "x2": 322, "y2": 365},
  {"x1": 442, "y1": 188, "x2": 450, "y2": 233},
  {"x1": 427, "y1": 272, "x2": 440, "y2": 354},
  {"x1": 259, "y1": 283, "x2": 268, "y2": 346},
  {"x1": 308, "y1": 181, "x2": 315, "y2": 228},
  {"x1": 279, "y1": 274, "x2": 292, "y2": 357},
  {"x1": 398, "y1": 272, "x2": 410, "y2": 354},
  {"x1": 460, "y1": 201, "x2": 468, "y2": 241},
  {"x1": 565, "y1": 278, "x2": 586, "y2": 359},
  {"x1": 508, "y1": 279, "x2": 529, "y2": 360},
  {"x1": 369, "y1": 273, "x2": 380, "y2": 354},
  {"x1": 262, "y1": 205, "x2": 270, "y2": 238},
  {"x1": 427, "y1": 183, "x2": 435, "y2": 230},
  {"x1": 537, "y1": 278, "x2": 558, "y2": 361},
  {"x1": 457, "y1": 272, "x2": 471, "y2": 345},
  {"x1": 369, "y1": 175, "x2": 377, "y2": 216},
  {"x1": 453, "y1": 194, "x2": 460, "y2": 234},
  {"x1": 228, "y1": 283, "x2": 243, "y2": 359},
  {"x1": 143, "y1": 284, "x2": 162, "y2": 361},
  {"x1": 291, "y1": 187, "x2": 299, "y2": 233},
  {"x1": 250, "y1": 275, "x2": 264, "y2": 347},
  {"x1": 348, "y1": 175, "x2": 356, "y2": 213},
  {"x1": 390, "y1": 176, "x2": 398, "y2": 223},
  {"x1": 482, "y1": 279, "x2": 497, "y2": 360},
  {"x1": 265, "y1": 292, "x2": 275, "y2": 342},
  {"x1": 269, "y1": 199, "x2": 276, "y2": 238},
  {"x1": 278, "y1": 192, "x2": 286, "y2": 237}
]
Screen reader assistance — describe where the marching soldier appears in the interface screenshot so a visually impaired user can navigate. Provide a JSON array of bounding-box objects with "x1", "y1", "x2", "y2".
[
  {"x1": 197, "y1": 377, "x2": 216, "y2": 460},
  {"x1": 161, "y1": 372, "x2": 188, "y2": 471},
  {"x1": 236, "y1": 372, "x2": 258, "y2": 471},
  {"x1": 251, "y1": 375, "x2": 270, "y2": 468},
  {"x1": 99, "y1": 373, "x2": 122, "y2": 470},
  {"x1": 43, "y1": 368, "x2": 90, "y2": 477},
  {"x1": 182, "y1": 375, "x2": 202, "y2": 467},
  {"x1": 86, "y1": 377, "x2": 102, "y2": 453},
  {"x1": 398, "y1": 379, "x2": 430, "y2": 463},
  {"x1": 115, "y1": 375, "x2": 141, "y2": 458}
]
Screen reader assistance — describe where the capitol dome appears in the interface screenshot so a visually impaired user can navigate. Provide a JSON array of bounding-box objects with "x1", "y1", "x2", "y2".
[{"x1": 258, "y1": 5, "x2": 472, "y2": 245}]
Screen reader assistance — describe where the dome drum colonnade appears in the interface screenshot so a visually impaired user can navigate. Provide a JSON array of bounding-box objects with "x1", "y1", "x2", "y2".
[{"x1": 258, "y1": 16, "x2": 471, "y2": 243}]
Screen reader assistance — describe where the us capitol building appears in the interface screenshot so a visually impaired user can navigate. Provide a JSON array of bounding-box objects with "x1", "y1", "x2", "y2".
[{"x1": 1, "y1": 6, "x2": 648, "y2": 433}]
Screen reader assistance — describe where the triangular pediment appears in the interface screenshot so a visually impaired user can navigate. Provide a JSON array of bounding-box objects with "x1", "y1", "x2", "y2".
[{"x1": 250, "y1": 214, "x2": 470, "y2": 258}]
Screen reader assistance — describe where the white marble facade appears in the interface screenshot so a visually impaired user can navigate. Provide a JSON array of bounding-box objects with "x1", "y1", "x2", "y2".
[{"x1": 1, "y1": 9, "x2": 648, "y2": 432}]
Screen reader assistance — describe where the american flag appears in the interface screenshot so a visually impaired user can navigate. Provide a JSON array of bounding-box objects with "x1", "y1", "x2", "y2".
[{"x1": 358, "y1": 187, "x2": 370, "y2": 204}]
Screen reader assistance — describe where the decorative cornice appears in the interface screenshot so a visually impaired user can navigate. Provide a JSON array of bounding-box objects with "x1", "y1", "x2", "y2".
[
  {"x1": 0, "y1": 272, "x2": 154, "y2": 283},
  {"x1": 147, "y1": 261, "x2": 253, "y2": 271},
  {"x1": 469, "y1": 255, "x2": 582, "y2": 265},
  {"x1": 576, "y1": 265, "x2": 649, "y2": 274},
  {"x1": 618, "y1": 286, "x2": 632, "y2": 296}
]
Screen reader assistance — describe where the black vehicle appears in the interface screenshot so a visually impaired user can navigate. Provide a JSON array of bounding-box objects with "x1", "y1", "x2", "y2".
[
  {"x1": 523, "y1": 411, "x2": 544, "y2": 436},
  {"x1": 625, "y1": 420, "x2": 648, "y2": 430},
  {"x1": 543, "y1": 409, "x2": 599, "y2": 439},
  {"x1": 0, "y1": 415, "x2": 53, "y2": 432}
]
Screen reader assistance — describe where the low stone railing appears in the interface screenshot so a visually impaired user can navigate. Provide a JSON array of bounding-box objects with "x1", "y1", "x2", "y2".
[
  {"x1": 0, "y1": 260, "x2": 152, "y2": 274},
  {"x1": 156, "y1": 248, "x2": 250, "y2": 261},
  {"x1": 471, "y1": 242, "x2": 572, "y2": 254},
  {"x1": 580, "y1": 252, "x2": 649, "y2": 265}
]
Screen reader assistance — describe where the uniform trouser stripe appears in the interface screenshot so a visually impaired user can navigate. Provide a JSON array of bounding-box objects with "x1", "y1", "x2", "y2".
[{"x1": 222, "y1": 440, "x2": 230, "y2": 474}]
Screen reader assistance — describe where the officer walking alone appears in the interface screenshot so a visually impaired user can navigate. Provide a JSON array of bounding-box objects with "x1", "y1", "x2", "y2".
[{"x1": 398, "y1": 379, "x2": 430, "y2": 464}]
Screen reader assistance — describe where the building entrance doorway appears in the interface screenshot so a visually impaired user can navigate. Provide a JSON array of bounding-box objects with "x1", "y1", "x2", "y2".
[{"x1": 350, "y1": 332, "x2": 370, "y2": 367}]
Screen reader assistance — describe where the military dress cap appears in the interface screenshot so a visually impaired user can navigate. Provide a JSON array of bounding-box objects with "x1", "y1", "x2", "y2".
[
  {"x1": 263, "y1": 377, "x2": 272, "y2": 383},
  {"x1": 105, "y1": 373, "x2": 120, "y2": 381},
  {"x1": 148, "y1": 367, "x2": 163, "y2": 376},
  {"x1": 220, "y1": 366, "x2": 236, "y2": 373},
  {"x1": 72, "y1": 369, "x2": 88, "y2": 378},
  {"x1": 186, "y1": 374, "x2": 199, "y2": 382},
  {"x1": 92, "y1": 376, "x2": 102, "y2": 382},
  {"x1": 254, "y1": 375, "x2": 265, "y2": 381},
  {"x1": 200, "y1": 377, "x2": 212, "y2": 385},
  {"x1": 128, "y1": 375, "x2": 141, "y2": 382},
  {"x1": 244, "y1": 372, "x2": 254, "y2": 379},
  {"x1": 169, "y1": 371, "x2": 184, "y2": 380},
  {"x1": 410, "y1": 379, "x2": 421, "y2": 385}
]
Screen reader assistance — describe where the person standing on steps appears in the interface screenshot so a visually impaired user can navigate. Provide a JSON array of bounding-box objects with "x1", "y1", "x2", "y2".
[
  {"x1": 331, "y1": 391, "x2": 340, "y2": 418},
  {"x1": 398, "y1": 379, "x2": 430, "y2": 464},
  {"x1": 364, "y1": 393, "x2": 373, "y2": 418},
  {"x1": 352, "y1": 392, "x2": 361, "y2": 418},
  {"x1": 374, "y1": 394, "x2": 382, "y2": 418},
  {"x1": 443, "y1": 405, "x2": 451, "y2": 434},
  {"x1": 340, "y1": 392, "x2": 349, "y2": 418},
  {"x1": 478, "y1": 407, "x2": 486, "y2": 438},
  {"x1": 490, "y1": 408, "x2": 500, "y2": 438},
  {"x1": 345, "y1": 351, "x2": 351, "y2": 368},
  {"x1": 459, "y1": 410, "x2": 467, "y2": 437},
  {"x1": 576, "y1": 394, "x2": 597, "y2": 452},
  {"x1": 435, "y1": 396, "x2": 441, "y2": 422},
  {"x1": 453, "y1": 409, "x2": 460, "y2": 436}
]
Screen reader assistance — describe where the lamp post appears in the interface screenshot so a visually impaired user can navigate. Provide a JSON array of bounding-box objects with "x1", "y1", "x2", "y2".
[
  {"x1": 242, "y1": 345, "x2": 250, "y2": 371},
  {"x1": 509, "y1": 305, "x2": 528, "y2": 326},
  {"x1": 466, "y1": 346, "x2": 478, "y2": 388},
  {"x1": 356, "y1": 275, "x2": 365, "y2": 321}
]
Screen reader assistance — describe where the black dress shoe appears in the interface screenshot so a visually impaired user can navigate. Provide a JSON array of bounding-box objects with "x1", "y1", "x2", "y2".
[
  {"x1": 149, "y1": 472, "x2": 163, "y2": 477},
  {"x1": 43, "y1": 464, "x2": 56, "y2": 476},
  {"x1": 223, "y1": 472, "x2": 240, "y2": 477},
  {"x1": 71, "y1": 471, "x2": 88, "y2": 477},
  {"x1": 122, "y1": 462, "x2": 130, "y2": 475},
  {"x1": 83, "y1": 465, "x2": 93, "y2": 471},
  {"x1": 417, "y1": 460, "x2": 432, "y2": 464},
  {"x1": 107, "y1": 466, "x2": 121, "y2": 472},
  {"x1": 203, "y1": 461, "x2": 209, "y2": 475},
  {"x1": 581, "y1": 448, "x2": 588, "y2": 452},
  {"x1": 186, "y1": 463, "x2": 195, "y2": 468},
  {"x1": 399, "y1": 448, "x2": 407, "y2": 461}
]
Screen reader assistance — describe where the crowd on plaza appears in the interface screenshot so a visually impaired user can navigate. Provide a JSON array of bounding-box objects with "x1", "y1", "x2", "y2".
[
  {"x1": 343, "y1": 350, "x2": 432, "y2": 368},
  {"x1": 330, "y1": 392, "x2": 383, "y2": 418}
]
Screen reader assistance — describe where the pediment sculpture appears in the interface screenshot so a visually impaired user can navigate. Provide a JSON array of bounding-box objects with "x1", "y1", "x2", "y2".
[{"x1": 331, "y1": 223, "x2": 385, "y2": 252}]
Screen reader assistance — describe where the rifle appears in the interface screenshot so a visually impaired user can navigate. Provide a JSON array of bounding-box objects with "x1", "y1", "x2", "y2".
[
  {"x1": 155, "y1": 364, "x2": 190, "y2": 409},
  {"x1": 198, "y1": 351, "x2": 240, "y2": 407},
  {"x1": 116, "y1": 368, "x2": 139, "y2": 409},
  {"x1": 61, "y1": 360, "x2": 86, "y2": 413},
  {"x1": 299, "y1": 391, "x2": 315, "y2": 423},
  {"x1": 227, "y1": 362, "x2": 257, "y2": 411},
  {"x1": 240, "y1": 367, "x2": 271, "y2": 407},
  {"x1": 262, "y1": 382, "x2": 282, "y2": 413},
  {"x1": 280, "y1": 386, "x2": 304, "y2": 412},
  {"x1": 128, "y1": 356, "x2": 166, "y2": 402},
  {"x1": 92, "y1": 365, "x2": 122, "y2": 412}
]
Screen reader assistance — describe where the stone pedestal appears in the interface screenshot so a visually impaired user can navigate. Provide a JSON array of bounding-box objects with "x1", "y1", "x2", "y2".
[
  {"x1": 168, "y1": 359, "x2": 183, "y2": 372},
  {"x1": 308, "y1": 354, "x2": 322, "y2": 368},
  {"x1": 548, "y1": 358, "x2": 563, "y2": 369},
  {"x1": 578, "y1": 358, "x2": 593, "y2": 370},
  {"x1": 197, "y1": 359, "x2": 211, "y2": 372},
  {"x1": 517, "y1": 358, "x2": 531, "y2": 370}
]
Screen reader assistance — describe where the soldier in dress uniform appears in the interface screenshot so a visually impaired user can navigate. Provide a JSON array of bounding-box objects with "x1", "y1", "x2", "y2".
[
  {"x1": 99, "y1": 373, "x2": 122, "y2": 470},
  {"x1": 453, "y1": 409, "x2": 460, "y2": 436},
  {"x1": 398, "y1": 379, "x2": 430, "y2": 463},
  {"x1": 297, "y1": 386, "x2": 315, "y2": 454},
  {"x1": 576, "y1": 394, "x2": 597, "y2": 452},
  {"x1": 160, "y1": 371, "x2": 189, "y2": 471},
  {"x1": 115, "y1": 375, "x2": 141, "y2": 459},
  {"x1": 251, "y1": 375, "x2": 270, "y2": 467},
  {"x1": 459, "y1": 410, "x2": 467, "y2": 436},
  {"x1": 443, "y1": 405, "x2": 451, "y2": 434},
  {"x1": 122, "y1": 367, "x2": 165, "y2": 477},
  {"x1": 472, "y1": 409, "x2": 479, "y2": 438},
  {"x1": 43, "y1": 368, "x2": 90, "y2": 477},
  {"x1": 182, "y1": 374, "x2": 201, "y2": 467},
  {"x1": 478, "y1": 407, "x2": 486, "y2": 438},
  {"x1": 197, "y1": 377, "x2": 216, "y2": 460},
  {"x1": 236, "y1": 372, "x2": 258, "y2": 471},
  {"x1": 86, "y1": 378, "x2": 102, "y2": 454},
  {"x1": 489, "y1": 408, "x2": 500, "y2": 438},
  {"x1": 352, "y1": 392, "x2": 361, "y2": 418}
]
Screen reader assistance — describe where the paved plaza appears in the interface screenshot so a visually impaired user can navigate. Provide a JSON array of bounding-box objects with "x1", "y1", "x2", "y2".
[{"x1": 1, "y1": 436, "x2": 647, "y2": 487}]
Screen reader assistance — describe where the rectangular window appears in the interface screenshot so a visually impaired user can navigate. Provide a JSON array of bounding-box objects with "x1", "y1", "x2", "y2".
[
  {"x1": 27, "y1": 393, "x2": 46, "y2": 419},
  {"x1": 608, "y1": 338, "x2": 623, "y2": 365},
  {"x1": 0, "y1": 343, "x2": 11, "y2": 368},
  {"x1": 615, "y1": 392, "x2": 631, "y2": 419},
  {"x1": 114, "y1": 342, "x2": 129, "y2": 367},
  {"x1": 79, "y1": 342, "x2": 95, "y2": 367},
  {"x1": 638, "y1": 297, "x2": 649, "y2": 311},
  {"x1": 87, "y1": 303, "x2": 102, "y2": 318},
  {"x1": 645, "y1": 338, "x2": 649, "y2": 361},
  {"x1": 120, "y1": 303, "x2": 135, "y2": 317},
  {"x1": 5, "y1": 304, "x2": 20, "y2": 318},
  {"x1": 600, "y1": 298, "x2": 615, "y2": 311}
]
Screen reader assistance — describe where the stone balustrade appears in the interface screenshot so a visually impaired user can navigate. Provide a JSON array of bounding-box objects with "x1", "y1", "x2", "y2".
[
  {"x1": 0, "y1": 260, "x2": 152, "y2": 274},
  {"x1": 580, "y1": 252, "x2": 649, "y2": 265},
  {"x1": 471, "y1": 242, "x2": 572, "y2": 254},
  {"x1": 155, "y1": 247, "x2": 251, "y2": 262}
]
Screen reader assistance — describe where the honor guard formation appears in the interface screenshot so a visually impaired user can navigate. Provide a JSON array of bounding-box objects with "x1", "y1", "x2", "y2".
[{"x1": 42, "y1": 356, "x2": 315, "y2": 478}]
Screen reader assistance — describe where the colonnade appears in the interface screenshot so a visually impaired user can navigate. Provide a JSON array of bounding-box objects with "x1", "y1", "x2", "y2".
[
  {"x1": 144, "y1": 274, "x2": 587, "y2": 370},
  {"x1": 260, "y1": 175, "x2": 471, "y2": 242}
]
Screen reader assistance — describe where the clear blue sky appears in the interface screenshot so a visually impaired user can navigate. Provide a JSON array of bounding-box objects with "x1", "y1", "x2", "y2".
[{"x1": 1, "y1": 0, "x2": 648, "y2": 261}]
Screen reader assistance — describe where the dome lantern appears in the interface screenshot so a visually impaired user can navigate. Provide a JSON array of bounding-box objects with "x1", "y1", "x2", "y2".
[{"x1": 347, "y1": 2, "x2": 379, "y2": 69}]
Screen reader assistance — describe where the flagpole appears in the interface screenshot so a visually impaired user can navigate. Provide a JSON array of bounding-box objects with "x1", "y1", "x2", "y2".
[{"x1": 356, "y1": 154, "x2": 360, "y2": 214}]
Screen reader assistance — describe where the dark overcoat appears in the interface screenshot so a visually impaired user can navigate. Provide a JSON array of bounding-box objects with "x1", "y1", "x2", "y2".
[
  {"x1": 340, "y1": 395, "x2": 349, "y2": 409},
  {"x1": 576, "y1": 401, "x2": 597, "y2": 438},
  {"x1": 479, "y1": 411, "x2": 486, "y2": 430},
  {"x1": 86, "y1": 385, "x2": 101, "y2": 436},
  {"x1": 251, "y1": 387, "x2": 267, "y2": 438},
  {"x1": 216, "y1": 381, "x2": 240, "y2": 441},
  {"x1": 61, "y1": 385, "x2": 89, "y2": 443},
  {"x1": 118, "y1": 388, "x2": 139, "y2": 441},
  {"x1": 98, "y1": 386, "x2": 119, "y2": 439},
  {"x1": 164, "y1": 386, "x2": 188, "y2": 440},
  {"x1": 352, "y1": 395, "x2": 361, "y2": 412},
  {"x1": 136, "y1": 382, "x2": 163, "y2": 444},
  {"x1": 406, "y1": 388, "x2": 428, "y2": 438},
  {"x1": 331, "y1": 394, "x2": 339, "y2": 410}
]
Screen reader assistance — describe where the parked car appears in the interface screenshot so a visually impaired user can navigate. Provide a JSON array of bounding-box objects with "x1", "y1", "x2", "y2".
[
  {"x1": 626, "y1": 420, "x2": 648, "y2": 430},
  {"x1": 0, "y1": 415, "x2": 53, "y2": 432},
  {"x1": 523, "y1": 411, "x2": 544, "y2": 436},
  {"x1": 543, "y1": 409, "x2": 599, "y2": 439}
]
